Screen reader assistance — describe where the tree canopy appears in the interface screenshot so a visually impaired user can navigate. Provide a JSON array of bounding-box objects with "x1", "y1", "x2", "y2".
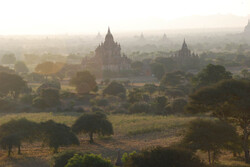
[
  {"x1": 40, "y1": 120, "x2": 79, "y2": 153},
  {"x1": 14, "y1": 61, "x2": 29, "y2": 73},
  {"x1": 70, "y1": 71, "x2": 97, "y2": 94},
  {"x1": 0, "y1": 118, "x2": 39, "y2": 156},
  {"x1": 0, "y1": 72, "x2": 27, "y2": 98},
  {"x1": 187, "y1": 79, "x2": 250, "y2": 163},
  {"x1": 124, "y1": 146, "x2": 205, "y2": 167},
  {"x1": 192, "y1": 64, "x2": 232, "y2": 88},
  {"x1": 72, "y1": 112, "x2": 113, "y2": 143},
  {"x1": 103, "y1": 81, "x2": 126, "y2": 96},
  {"x1": 182, "y1": 119, "x2": 239, "y2": 164}
]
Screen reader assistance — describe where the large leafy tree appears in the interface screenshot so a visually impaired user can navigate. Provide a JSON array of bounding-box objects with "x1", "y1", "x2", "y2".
[
  {"x1": 192, "y1": 64, "x2": 232, "y2": 88},
  {"x1": 35, "y1": 61, "x2": 64, "y2": 78},
  {"x1": 187, "y1": 79, "x2": 250, "y2": 163},
  {"x1": 182, "y1": 119, "x2": 239, "y2": 164},
  {"x1": 70, "y1": 71, "x2": 97, "y2": 94},
  {"x1": 0, "y1": 118, "x2": 39, "y2": 156},
  {"x1": 0, "y1": 72, "x2": 27, "y2": 98},
  {"x1": 72, "y1": 112, "x2": 113, "y2": 143},
  {"x1": 40, "y1": 120, "x2": 79, "y2": 153}
]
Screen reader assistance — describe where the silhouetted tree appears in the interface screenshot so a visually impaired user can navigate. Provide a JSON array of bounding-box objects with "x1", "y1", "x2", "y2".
[
  {"x1": 0, "y1": 118, "x2": 39, "y2": 156},
  {"x1": 192, "y1": 64, "x2": 232, "y2": 88},
  {"x1": 72, "y1": 112, "x2": 113, "y2": 143},
  {"x1": 182, "y1": 119, "x2": 239, "y2": 164},
  {"x1": 0, "y1": 72, "x2": 27, "y2": 98},
  {"x1": 40, "y1": 120, "x2": 79, "y2": 153},
  {"x1": 187, "y1": 79, "x2": 250, "y2": 163}
]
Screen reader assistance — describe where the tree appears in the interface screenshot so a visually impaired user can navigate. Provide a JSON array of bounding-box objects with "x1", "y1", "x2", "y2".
[
  {"x1": 182, "y1": 119, "x2": 239, "y2": 164},
  {"x1": 1, "y1": 53, "x2": 16, "y2": 64},
  {"x1": 36, "y1": 80, "x2": 61, "y2": 94},
  {"x1": 0, "y1": 118, "x2": 39, "y2": 156},
  {"x1": 192, "y1": 64, "x2": 232, "y2": 88},
  {"x1": 150, "y1": 63, "x2": 165, "y2": 80},
  {"x1": 0, "y1": 72, "x2": 27, "y2": 98},
  {"x1": 160, "y1": 71, "x2": 187, "y2": 87},
  {"x1": 40, "y1": 88, "x2": 60, "y2": 107},
  {"x1": 143, "y1": 84, "x2": 157, "y2": 95},
  {"x1": 65, "y1": 153, "x2": 113, "y2": 167},
  {"x1": 14, "y1": 61, "x2": 29, "y2": 73},
  {"x1": 187, "y1": 79, "x2": 250, "y2": 163},
  {"x1": 35, "y1": 61, "x2": 64, "y2": 78},
  {"x1": 40, "y1": 120, "x2": 79, "y2": 153},
  {"x1": 103, "y1": 81, "x2": 126, "y2": 96},
  {"x1": 72, "y1": 112, "x2": 113, "y2": 143},
  {"x1": 70, "y1": 71, "x2": 97, "y2": 94},
  {"x1": 152, "y1": 96, "x2": 167, "y2": 114},
  {"x1": 124, "y1": 146, "x2": 205, "y2": 167},
  {"x1": 128, "y1": 88, "x2": 144, "y2": 104}
]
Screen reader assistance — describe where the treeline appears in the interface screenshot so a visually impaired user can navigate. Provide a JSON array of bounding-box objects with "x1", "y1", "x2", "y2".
[{"x1": 0, "y1": 112, "x2": 113, "y2": 156}]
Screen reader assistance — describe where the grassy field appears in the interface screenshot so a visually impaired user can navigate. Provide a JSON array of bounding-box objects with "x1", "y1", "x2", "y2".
[{"x1": 0, "y1": 112, "x2": 249, "y2": 167}]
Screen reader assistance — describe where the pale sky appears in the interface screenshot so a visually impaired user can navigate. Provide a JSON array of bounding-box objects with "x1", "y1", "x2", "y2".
[{"x1": 0, "y1": 0, "x2": 249, "y2": 35}]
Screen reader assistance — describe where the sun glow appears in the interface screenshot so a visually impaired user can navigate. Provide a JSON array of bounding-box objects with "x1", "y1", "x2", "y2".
[{"x1": 0, "y1": 0, "x2": 248, "y2": 35}]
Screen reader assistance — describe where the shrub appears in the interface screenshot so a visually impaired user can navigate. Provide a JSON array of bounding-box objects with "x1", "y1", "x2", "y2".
[
  {"x1": 129, "y1": 102, "x2": 151, "y2": 114},
  {"x1": 171, "y1": 98, "x2": 187, "y2": 113},
  {"x1": 37, "y1": 80, "x2": 61, "y2": 95},
  {"x1": 32, "y1": 97, "x2": 46, "y2": 109},
  {"x1": 124, "y1": 146, "x2": 205, "y2": 167},
  {"x1": 65, "y1": 153, "x2": 113, "y2": 167},
  {"x1": 103, "y1": 81, "x2": 126, "y2": 96},
  {"x1": 0, "y1": 98, "x2": 14, "y2": 111},
  {"x1": 50, "y1": 150, "x2": 80, "y2": 167},
  {"x1": 20, "y1": 94, "x2": 34, "y2": 105}
]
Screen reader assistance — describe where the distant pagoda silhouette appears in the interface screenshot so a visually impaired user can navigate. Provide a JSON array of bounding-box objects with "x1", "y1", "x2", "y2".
[{"x1": 244, "y1": 20, "x2": 250, "y2": 35}]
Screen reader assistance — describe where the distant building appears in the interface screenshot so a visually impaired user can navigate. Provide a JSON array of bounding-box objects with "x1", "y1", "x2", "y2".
[
  {"x1": 244, "y1": 20, "x2": 250, "y2": 35},
  {"x1": 172, "y1": 39, "x2": 200, "y2": 70},
  {"x1": 82, "y1": 28, "x2": 131, "y2": 72}
]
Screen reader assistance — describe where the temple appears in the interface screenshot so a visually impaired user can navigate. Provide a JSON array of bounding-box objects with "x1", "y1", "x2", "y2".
[
  {"x1": 82, "y1": 28, "x2": 131, "y2": 72},
  {"x1": 243, "y1": 20, "x2": 250, "y2": 35},
  {"x1": 172, "y1": 39, "x2": 200, "y2": 70}
]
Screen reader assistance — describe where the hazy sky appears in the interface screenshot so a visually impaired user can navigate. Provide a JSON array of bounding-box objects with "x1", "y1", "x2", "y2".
[{"x1": 0, "y1": 0, "x2": 249, "y2": 35}]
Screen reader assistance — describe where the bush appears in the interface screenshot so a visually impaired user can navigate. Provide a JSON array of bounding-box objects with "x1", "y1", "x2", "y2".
[
  {"x1": 50, "y1": 150, "x2": 81, "y2": 167},
  {"x1": 0, "y1": 98, "x2": 14, "y2": 111},
  {"x1": 171, "y1": 98, "x2": 187, "y2": 114},
  {"x1": 32, "y1": 97, "x2": 46, "y2": 109},
  {"x1": 19, "y1": 94, "x2": 34, "y2": 105},
  {"x1": 65, "y1": 153, "x2": 113, "y2": 167},
  {"x1": 113, "y1": 108, "x2": 128, "y2": 114},
  {"x1": 129, "y1": 102, "x2": 151, "y2": 114},
  {"x1": 124, "y1": 146, "x2": 205, "y2": 167},
  {"x1": 37, "y1": 80, "x2": 61, "y2": 95},
  {"x1": 103, "y1": 81, "x2": 126, "y2": 96},
  {"x1": 40, "y1": 88, "x2": 60, "y2": 107}
]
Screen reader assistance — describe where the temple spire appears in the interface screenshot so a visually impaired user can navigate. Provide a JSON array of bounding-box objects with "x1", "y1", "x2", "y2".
[
  {"x1": 182, "y1": 38, "x2": 188, "y2": 50},
  {"x1": 108, "y1": 27, "x2": 111, "y2": 34}
]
